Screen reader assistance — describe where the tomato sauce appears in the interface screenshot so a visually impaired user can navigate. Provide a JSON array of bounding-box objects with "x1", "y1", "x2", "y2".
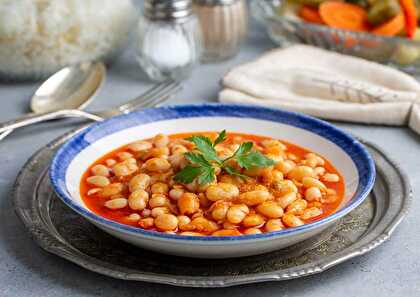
[{"x1": 80, "y1": 132, "x2": 345, "y2": 231}]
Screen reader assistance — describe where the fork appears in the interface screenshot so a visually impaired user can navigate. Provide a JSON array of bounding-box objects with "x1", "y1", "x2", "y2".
[{"x1": 0, "y1": 80, "x2": 181, "y2": 135}]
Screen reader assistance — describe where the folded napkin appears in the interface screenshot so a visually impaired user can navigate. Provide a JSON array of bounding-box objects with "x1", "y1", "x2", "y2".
[{"x1": 219, "y1": 45, "x2": 420, "y2": 135}]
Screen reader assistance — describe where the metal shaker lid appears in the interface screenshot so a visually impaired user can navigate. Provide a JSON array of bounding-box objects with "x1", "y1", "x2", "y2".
[{"x1": 144, "y1": 0, "x2": 193, "y2": 21}]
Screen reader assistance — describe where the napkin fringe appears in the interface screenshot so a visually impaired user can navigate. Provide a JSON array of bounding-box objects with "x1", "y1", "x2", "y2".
[{"x1": 219, "y1": 89, "x2": 412, "y2": 126}]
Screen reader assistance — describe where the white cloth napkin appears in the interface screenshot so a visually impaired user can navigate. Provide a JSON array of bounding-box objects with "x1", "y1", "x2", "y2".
[{"x1": 219, "y1": 45, "x2": 420, "y2": 134}]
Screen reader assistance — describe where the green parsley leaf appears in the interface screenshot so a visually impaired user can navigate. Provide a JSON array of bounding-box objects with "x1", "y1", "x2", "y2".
[
  {"x1": 213, "y1": 130, "x2": 227, "y2": 146},
  {"x1": 173, "y1": 165, "x2": 203, "y2": 184},
  {"x1": 197, "y1": 166, "x2": 216, "y2": 185},
  {"x1": 174, "y1": 164, "x2": 216, "y2": 185},
  {"x1": 233, "y1": 142, "x2": 253, "y2": 157},
  {"x1": 231, "y1": 141, "x2": 274, "y2": 169},
  {"x1": 224, "y1": 165, "x2": 248, "y2": 180},
  {"x1": 186, "y1": 135, "x2": 213, "y2": 147},
  {"x1": 185, "y1": 152, "x2": 212, "y2": 167},
  {"x1": 186, "y1": 135, "x2": 220, "y2": 163},
  {"x1": 236, "y1": 151, "x2": 275, "y2": 169},
  {"x1": 178, "y1": 131, "x2": 275, "y2": 186},
  {"x1": 223, "y1": 141, "x2": 253, "y2": 163}
]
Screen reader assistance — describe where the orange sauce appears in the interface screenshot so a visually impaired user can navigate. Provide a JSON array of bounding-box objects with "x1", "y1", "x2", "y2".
[{"x1": 80, "y1": 132, "x2": 345, "y2": 230}]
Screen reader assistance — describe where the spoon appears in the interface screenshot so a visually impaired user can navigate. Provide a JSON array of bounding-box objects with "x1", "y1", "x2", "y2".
[{"x1": 0, "y1": 61, "x2": 106, "y2": 140}]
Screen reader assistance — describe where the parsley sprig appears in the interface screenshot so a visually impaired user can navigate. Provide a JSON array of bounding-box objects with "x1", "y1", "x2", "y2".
[{"x1": 174, "y1": 130, "x2": 275, "y2": 185}]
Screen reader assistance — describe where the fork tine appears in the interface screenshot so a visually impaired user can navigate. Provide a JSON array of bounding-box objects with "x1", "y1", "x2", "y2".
[
  {"x1": 97, "y1": 80, "x2": 182, "y2": 118},
  {"x1": 141, "y1": 85, "x2": 181, "y2": 109},
  {"x1": 136, "y1": 82, "x2": 181, "y2": 108},
  {"x1": 139, "y1": 80, "x2": 178, "y2": 102},
  {"x1": 122, "y1": 81, "x2": 181, "y2": 112},
  {"x1": 116, "y1": 80, "x2": 177, "y2": 112},
  {"x1": 138, "y1": 81, "x2": 180, "y2": 104},
  {"x1": 118, "y1": 80, "x2": 180, "y2": 111}
]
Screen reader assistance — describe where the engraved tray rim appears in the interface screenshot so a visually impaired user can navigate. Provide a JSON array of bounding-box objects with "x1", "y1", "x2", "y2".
[{"x1": 12, "y1": 128, "x2": 413, "y2": 288}]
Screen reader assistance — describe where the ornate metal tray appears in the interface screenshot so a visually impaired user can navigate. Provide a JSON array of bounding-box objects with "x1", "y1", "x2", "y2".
[{"x1": 12, "y1": 129, "x2": 412, "y2": 288}]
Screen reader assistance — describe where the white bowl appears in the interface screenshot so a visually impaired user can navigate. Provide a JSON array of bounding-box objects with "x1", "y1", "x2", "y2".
[{"x1": 50, "y1": 104, "x2": 375, "y2": 258}]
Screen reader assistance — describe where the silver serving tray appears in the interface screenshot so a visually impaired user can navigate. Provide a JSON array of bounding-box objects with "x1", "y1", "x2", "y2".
[{"x1": 12, "y1": 129, "x2": 412, "y2": 288}]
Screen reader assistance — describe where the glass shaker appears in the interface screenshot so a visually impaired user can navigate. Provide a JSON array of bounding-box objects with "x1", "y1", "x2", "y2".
[
  {"x1": 193, "y1": 0, "x2": 248, "y2": 63},
  {"x1": 135, "y1": 0, "x2": 202, "y2": 82}
]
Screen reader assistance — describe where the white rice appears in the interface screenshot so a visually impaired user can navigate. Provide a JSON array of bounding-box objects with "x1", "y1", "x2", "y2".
[{"x1": 0, "y1": 0, "x2": 137, "y2": 80}]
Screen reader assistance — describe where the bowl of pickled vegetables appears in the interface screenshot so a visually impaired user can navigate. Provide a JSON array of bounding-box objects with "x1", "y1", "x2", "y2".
[{"x1": 252, "y1": 0, "x2": 420, "y2": 74}]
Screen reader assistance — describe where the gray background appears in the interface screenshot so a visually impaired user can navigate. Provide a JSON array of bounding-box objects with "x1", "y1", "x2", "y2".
[{"x1": 0, "y1": 9, "x2": 419, "y2": 297}]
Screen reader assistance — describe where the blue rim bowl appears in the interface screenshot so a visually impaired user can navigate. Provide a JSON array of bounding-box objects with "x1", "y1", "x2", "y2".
[{"x1": 50, "y1": 103, "x2": 376, "y2": 243}]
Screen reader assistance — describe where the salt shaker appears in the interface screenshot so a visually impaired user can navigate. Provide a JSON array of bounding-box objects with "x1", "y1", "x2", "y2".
[
  {"x1": 135, "y1": 0, "x2": 202, "y2": 82},
  {"x1": 193, "y1": 0, "x2": 248, "y2": 63}
]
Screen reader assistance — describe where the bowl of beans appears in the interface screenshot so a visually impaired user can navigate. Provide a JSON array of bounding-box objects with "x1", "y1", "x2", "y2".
[{"x1": 49, "y1": 104, "x2": 375, "y2": 258}]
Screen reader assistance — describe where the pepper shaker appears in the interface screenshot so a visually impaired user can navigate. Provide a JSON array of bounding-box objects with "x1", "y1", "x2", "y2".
[
  {"x1": 193, "y1": 0, "x2": 248, "y2": 63},
  {"x1": 135, "y1": 0, "x2": 202, "y2": 82}
]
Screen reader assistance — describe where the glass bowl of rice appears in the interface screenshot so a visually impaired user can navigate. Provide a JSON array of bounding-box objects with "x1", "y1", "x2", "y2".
[{"x1": 0, "y1": 0, "x2": 137, "y2": 81}]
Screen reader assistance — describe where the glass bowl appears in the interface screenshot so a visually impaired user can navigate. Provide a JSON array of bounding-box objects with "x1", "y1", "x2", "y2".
[
  {"x1": 0, "y1": 0, "x2": 138, "y2": 82},
  {"x1": 252, "y1": 0, "x2": 420, "y2": 75}
]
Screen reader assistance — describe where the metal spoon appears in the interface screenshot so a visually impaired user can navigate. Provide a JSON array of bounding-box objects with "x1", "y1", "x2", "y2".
[{"x1": 0, "y1": 61, "x2": 106, "y2": 140}]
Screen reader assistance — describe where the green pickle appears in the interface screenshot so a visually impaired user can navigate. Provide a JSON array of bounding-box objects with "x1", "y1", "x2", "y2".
[
  {"x1": 392, "y1": 30, "x2": 420, "y2": 65},
  {"x1": 347, "y1": 0, "x2": 369, "y2": 8},
  {"x1": 291, "y1": 0, "x2": 327, "y2": 7},
  {"x1": 276, "y1": 0, "x2": 302, "y2": 19},
  {"x1": 367, "y1": 0, "x2": 401, "y2": 26},
  {"x1": 415, "y1": 0, "x2": 420, "y2": 20}
]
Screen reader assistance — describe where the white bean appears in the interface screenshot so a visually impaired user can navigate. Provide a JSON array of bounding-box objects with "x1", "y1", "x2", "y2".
[
  {"x1": 105, "y1": 198, "x2": 128, "y2": 210},
  {"x1": 91, "y1": 164, "x2": 109, "y2": 177},
  {"x1": 304, "y1": 187, "x2": 322, "y2": 202},
  {"x1": 86, "y1": 176, "x2": 110, "y2": 187},
  {"x1": 323, "y1": 173, "x2": 340, "y2": 182}
]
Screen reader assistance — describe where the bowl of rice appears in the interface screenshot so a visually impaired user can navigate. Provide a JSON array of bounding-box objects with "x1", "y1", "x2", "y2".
[{"x1": 0, "y1": 0, "x2": 137, "y2": 81}]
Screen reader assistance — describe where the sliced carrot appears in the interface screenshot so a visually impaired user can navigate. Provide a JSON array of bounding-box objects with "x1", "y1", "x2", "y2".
[
  {"x1": 330, "y1": 32, "x2": 359, "y2": 49},
  {"x1": 319, "y1": 1, "x2": 369, "y2": 32},
  {"x1": 299, "y1": 6, "x2": 324, "y2": 24},
  {"x1": 399, "y1": 0, "x2": 418, "y2": 38},
  {"x1": 371, "y1": 13, "x2": 405, "y2": 36}
]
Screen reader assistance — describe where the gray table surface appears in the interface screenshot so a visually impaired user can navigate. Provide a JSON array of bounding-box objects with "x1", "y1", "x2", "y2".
[{"x1": 0, "y1": 18, "x2": 419, "y2": 297}]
